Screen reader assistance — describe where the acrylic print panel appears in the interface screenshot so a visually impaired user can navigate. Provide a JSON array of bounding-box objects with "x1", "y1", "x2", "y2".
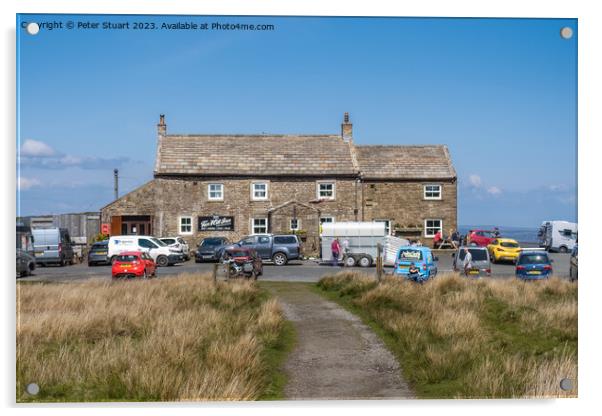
[{"x1": 16, "y1": 14, "x2": 577, "y2": 401}]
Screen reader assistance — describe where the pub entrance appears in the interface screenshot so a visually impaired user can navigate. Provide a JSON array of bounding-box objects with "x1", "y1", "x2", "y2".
[{"x1": 110, "y1": 215, "x2": 152, "y2": 236}]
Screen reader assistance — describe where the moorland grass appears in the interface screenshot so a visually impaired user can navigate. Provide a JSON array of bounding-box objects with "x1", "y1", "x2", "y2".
[
  {"x1": 17, "y1": 273, "x2": 293, "y2": 402},
  {"x1": 316, "y1": 272, "x2": 577, "y2": 399}
]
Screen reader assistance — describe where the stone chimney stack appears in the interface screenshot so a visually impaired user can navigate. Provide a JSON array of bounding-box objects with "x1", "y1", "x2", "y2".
[
  {"x1": 341, "y1": 112, "x2": 352, "y2": 142},
  {"x1": 157, "y1": 114, "x2": 167, "y2": 136}
]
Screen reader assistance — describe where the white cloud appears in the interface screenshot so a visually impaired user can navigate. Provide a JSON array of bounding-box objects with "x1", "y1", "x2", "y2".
[
  {"x1": 468, "y1": 174, "x2": 482, "y2": 188},
  {"x1": 18, "y1": 177, "x2": 41, "y2": 190},
  {"x1": 21, "y1": 139, "x2": 56, "y2": 157},
  {"x1": 487, "y1": 186, "x2": 502, "y2": 196}
]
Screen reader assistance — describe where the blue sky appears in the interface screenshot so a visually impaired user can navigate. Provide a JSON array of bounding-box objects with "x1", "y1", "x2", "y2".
[{"x1": 16, "y1": 15, "x2": 577, "y2": 227}]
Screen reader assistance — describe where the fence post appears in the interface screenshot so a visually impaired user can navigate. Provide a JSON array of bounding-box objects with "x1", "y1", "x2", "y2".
[
  {"x1": 212, "y1": 263, "x2": 218, "y2": 284},
  {"x1": 376, "y1": 243, "x2": 383, "y2": 282}
]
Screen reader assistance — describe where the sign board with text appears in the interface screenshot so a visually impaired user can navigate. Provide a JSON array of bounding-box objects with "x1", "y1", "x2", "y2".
[{"x1": 198, "y1": 215, "x2": 234, "y2": 231}]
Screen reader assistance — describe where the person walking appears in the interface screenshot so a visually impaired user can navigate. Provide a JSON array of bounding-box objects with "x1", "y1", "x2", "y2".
[
  {"x1": 451, "y1": 229, "x2": 460, "y2": 249},
  {"x1": 433, "y1": 229, "x2": 442, "y2": 249},
  {"x1": 331, "y1": 237, "x2": 341, "y2": 267},
  {"x1": 462, "y1": 247, "x2": 473, "y2": 276}
]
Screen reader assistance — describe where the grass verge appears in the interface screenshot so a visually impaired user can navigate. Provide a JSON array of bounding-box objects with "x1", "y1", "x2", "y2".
[
  {"x1": 17, "y1": 273, "x2": 293, "y2": 402},
  {"x1": 316, "y1": 271, "x2": 577, "y2": 399}
]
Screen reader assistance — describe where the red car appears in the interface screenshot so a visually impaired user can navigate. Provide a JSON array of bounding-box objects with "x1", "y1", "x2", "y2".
[
  {"x1": 466, "y1": 229, "x2": 500, "y2": 247},
  {"x1": 111, "y1": 251, "x2": 157, "y2": 279}
]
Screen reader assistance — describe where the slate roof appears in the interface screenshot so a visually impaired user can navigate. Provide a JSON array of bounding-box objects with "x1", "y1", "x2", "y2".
[
  {"x1": 355, "y1": 145, "x2": 456, "y2": 179},
  {"x1": 155, "y1": 135, "x2": 358, "y2": 177},
  {"x1": 154, "y1": 134, "x2": 456, "y2": 180}
]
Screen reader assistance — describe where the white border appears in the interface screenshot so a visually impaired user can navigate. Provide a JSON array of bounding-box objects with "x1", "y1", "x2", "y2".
[{"x1": 3, "y1": 1, "x2": 600, "y2": 415}]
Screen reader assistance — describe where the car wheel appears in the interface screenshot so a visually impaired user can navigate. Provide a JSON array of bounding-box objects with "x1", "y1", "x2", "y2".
[
  {"x1": 156, "y1": 255, "x2": 169, "y2": 267},
  {"x1": 59, "y1": 257, "x2": 65, "y2": 267},
  {"x1": 359, "y1": 255, "x2": 372, "y2": 267},
  {"x1": 110, "y1": 256, "x2": 118, "y2": 265},
  {"x1": 272, "y1": 252, "x2": 288, "y2": 266},
  {"x1": 559, "y1": 246, "x2": 568, "y2": 253},
  {"x1": 88, "y1": 262, "x2": 93, "y2": 267}
]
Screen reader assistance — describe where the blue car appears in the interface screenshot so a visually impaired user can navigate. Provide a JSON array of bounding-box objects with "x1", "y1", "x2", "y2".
[
  {"x1": 515, "y1": 250, "x2": 553, "y2": 280},
  {"x1": 393, "y1": 246, "x2": 438, "y2": 282}
]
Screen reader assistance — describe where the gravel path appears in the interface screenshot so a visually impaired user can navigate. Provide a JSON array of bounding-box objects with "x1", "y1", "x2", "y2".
[{"x1": 264, "y1": 282, "x2": 414, "y2": 400}]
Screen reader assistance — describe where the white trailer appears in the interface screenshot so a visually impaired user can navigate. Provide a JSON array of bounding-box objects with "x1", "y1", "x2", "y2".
[
  {"x1": 540, "y1": 220, "x2": 577, "y2": 253},
  {"x1": 321, "y1": 222, "x2": 409, "y2": 267}
]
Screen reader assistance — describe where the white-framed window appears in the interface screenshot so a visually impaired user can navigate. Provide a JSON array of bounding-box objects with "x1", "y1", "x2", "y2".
[
  {"x1": 424, "y1": 219, "x2": 443, "y2": 238},
  {"x1": 251, "y1": 218, "x2": 268, "y2": 234},
  {"x1": 179, "y1": 216, "x2": 193, "y2": 235},
  {"x1": 208, "y1": 183, "x2": 223, "y2": 201},
  {"x1": 374, "y1": 219, "x2": 392, "y2": 235},
  {"x1": 290, "y1": 218, "x2": 301, "y2": 231},
  {"x1": 316, "y1": 181, "x2": 336, "y2": 200},
  {"x1": 251, "y1": 182, "x2": 269, "y2": 201},
  {"x1": 424, "y1": 184, "x2": 442, "y2": 200},
  {"x1": 320, "y1": 216, "x2": 335, "y2": 224}
]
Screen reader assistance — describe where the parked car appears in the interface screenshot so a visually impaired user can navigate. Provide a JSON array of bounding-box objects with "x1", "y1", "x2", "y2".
[
  {"x1": 32, "y1": 227, "x2": 75, "y2": 266},
  {"x1": 160, "y1": 237, "x2": 191, "y2": 260},
  {"x1": 487, "y1": 238, "x2": 521, "y2": 264},
  {"x1": 221, "y1": 247, "x2": 263, "y2": 279},
  {"x1": 466, "y1": 229, "x2": 498, "y2": 247},
  {"x1": 88, "y1": 240, "x2": 110, "y2": 266},
  {"x1": 226, "y1": 234, "x2": 301, "y2": 265},
  {"x1": 452, "y1": 246, "x2": 491, "y2": 277},
  {"x1": 539, "y1": 220, "x2": 577, "y2": 253},
  {"x1": 515, "y1": 250, "x2": 553, "y2": 280},
  {"x1": 569, "y1": 244, "x2": 578, "y2": 282},
  {"x1": 16, "y1": 249, "x2": 36, "y2": 278},
  {"x1": 108, "y1": 235, "x2": 185, "y2": 267},
  {"x1": 195, "y1": 237, "x2": 230, "y2": 263},
  {"x1": 393, "y1": 246, "x2": 438, "y2": 281},
  {"x1": 111, "y1": 251, "x2": 157, "y2": 279}
]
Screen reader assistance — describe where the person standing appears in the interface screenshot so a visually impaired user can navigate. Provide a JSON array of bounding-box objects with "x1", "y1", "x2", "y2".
[
  {"x1": 433, "y1": 230, "x2": 442, "y2": 248},
  {"x1": 451, "y1": 229, "x2": 460, "y2": 249},
  {"x1": 331, "y1": 237, "x2": 341, "y2": 267},
  {"x1": 462, "y1": 247, "x2": 473, "y2": 276}
]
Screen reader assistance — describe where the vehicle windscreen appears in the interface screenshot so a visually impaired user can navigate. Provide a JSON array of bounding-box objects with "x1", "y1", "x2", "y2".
[
  {"x1": 518, "y1": 254, "x2": 549, "y2": 265},
  {"x1": 227, "y1": 251, "x2": 249, "y2": 258},
  {"x1": 274, "y1": 236, "x2": 297, "y2": 244},
  {"x1": 162, "y1": 238, "x2": 176, "y2": 245},
  {"x1": 201, "y1": 238, "x2": 224, "y2": 246},
  {"x1": 91, "y1": 243, "x2": 107, "y2": 250},
  {"x1": 500, "y1": 241, "x2": 519, "y2": 248},
  {"x1": 116, "y1": 255, "x2": 139, "y2": 262},
  {"x1": 151, "y1": 238, "x2": 167, "y2": 247},
  {"x1": 458, "y1": 249, "x2": 488, "y2": 261},
  {"x1": 398, "y1": 249, "x2": 423, "y2": 261}
]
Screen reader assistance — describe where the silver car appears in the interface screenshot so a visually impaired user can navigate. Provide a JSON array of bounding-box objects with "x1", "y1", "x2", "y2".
[{"x1": 452, "y1": 246, "x2": 491, "y2": 277}]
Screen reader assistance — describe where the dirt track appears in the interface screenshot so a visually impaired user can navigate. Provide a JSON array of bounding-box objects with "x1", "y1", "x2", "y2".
[{"x1": 263, "y1": 282, "x2": 413, "y2": 400}]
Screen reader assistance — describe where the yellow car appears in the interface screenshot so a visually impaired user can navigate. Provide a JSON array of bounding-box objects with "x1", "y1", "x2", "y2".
[{"x1": 487, "y1": 238, "x2": 521, "y2": 263}]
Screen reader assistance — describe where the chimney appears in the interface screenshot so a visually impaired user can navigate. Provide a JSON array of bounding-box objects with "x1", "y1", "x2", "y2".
[
  {"x1": 341, "y1": 112, "x2": 352, "y2": 142},
  {"x1": 157, "y1": 114, "x2": 166, "y2": 136}
]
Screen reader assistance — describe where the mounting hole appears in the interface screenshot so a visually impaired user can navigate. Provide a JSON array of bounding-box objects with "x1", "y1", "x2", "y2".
[
  {"x1": 26, "y1": 22, "x2": 40, "y2": 36},
  {"x1": 559, "y1": 378, "x2": 573, "y2": 391},
  {"x1": 26, "y1": 382, "x2": 40, "y2": 395},
  {"x1": 560, "y1": 27, "x2": 573, "y2": 40}
]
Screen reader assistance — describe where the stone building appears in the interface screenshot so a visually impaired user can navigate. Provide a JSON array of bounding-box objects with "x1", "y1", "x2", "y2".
[{"x1": 101, "y1": 114, "x2": 457, "y2": 253}]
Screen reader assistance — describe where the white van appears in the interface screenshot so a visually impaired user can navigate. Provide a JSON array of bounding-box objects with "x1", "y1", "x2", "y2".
[
  {"x1": 540, "y1": 221, "x2": 577, "y2": 253},
  {"x1": 108, "y1": 235, "x2": 185, "y2": 267}
]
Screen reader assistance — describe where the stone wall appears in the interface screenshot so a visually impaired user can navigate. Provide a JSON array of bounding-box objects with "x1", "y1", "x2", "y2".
[
  {"x1": 102, "y1": 177, "x2": 457, "y2": 254},
  {"x1": 360, "y1": 180, "x2": 457, "y2": 243}
]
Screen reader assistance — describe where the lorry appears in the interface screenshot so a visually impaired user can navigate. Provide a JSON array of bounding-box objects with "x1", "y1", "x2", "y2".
[
  {"x1": 321, "y1": 222, "x2": 409, "y2": 267},
  {"x1": 538, "y1": 220, "x2": 577, "y2": 253}
]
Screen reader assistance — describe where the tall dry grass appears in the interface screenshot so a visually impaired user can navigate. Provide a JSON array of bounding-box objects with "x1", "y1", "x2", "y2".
[
  {"x1": 318, "y1": 272, "x2": 577, "y2": 399},
  {"x1": 17, "y1": 274, "x2": 286, "y2": 402}
]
